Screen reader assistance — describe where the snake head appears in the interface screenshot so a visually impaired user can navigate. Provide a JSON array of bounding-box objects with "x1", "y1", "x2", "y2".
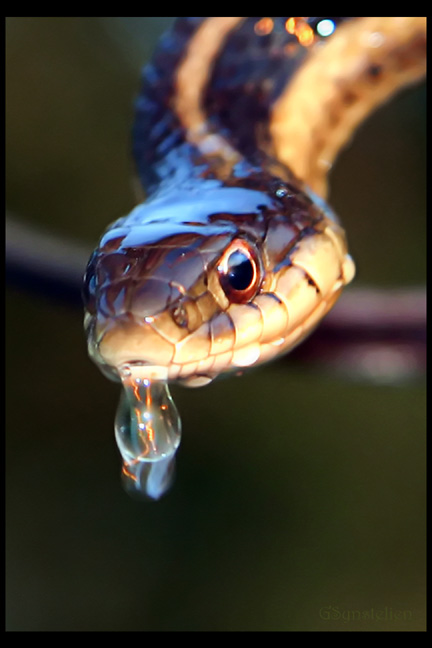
[{"x1": 83, "y1": 177, "x2": 354, "y2": 386}]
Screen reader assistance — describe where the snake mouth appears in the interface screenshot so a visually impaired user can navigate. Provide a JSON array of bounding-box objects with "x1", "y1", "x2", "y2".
[{"x1": 90, "y1": 314, "x2": 176, "y2": 374}]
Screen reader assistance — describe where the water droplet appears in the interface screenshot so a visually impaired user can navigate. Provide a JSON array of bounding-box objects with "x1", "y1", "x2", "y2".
[
  {"x1": 275, "y1": 186, "x2": 288, "y2": 198},
  {"x1": 121, "y1": 455, "x2": 176, "y2": 500},
  {"x1": 114, "y1": 366, "x2": 181, "y2": 498},
  {"x1": 115, "y1": 375, "x2": 181, "y2": 463}
]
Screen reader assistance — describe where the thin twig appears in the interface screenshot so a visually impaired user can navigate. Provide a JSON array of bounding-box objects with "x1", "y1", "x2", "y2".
[{"x1": 6, "y1": 213, "x2": 90, "y2": 305}]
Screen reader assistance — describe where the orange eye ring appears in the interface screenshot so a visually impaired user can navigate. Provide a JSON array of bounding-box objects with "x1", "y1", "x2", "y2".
[{"x1": 217, "y1": 238, "x2": 263, "y2": 304}]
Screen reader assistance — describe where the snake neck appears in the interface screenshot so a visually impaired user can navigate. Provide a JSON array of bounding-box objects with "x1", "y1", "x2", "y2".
[
  {"x1": 133, "y1": 17, "x2": 426, "y2": 200},
  {"x1": 132, "y1": 17, "x2": 350, "y2": 196}
]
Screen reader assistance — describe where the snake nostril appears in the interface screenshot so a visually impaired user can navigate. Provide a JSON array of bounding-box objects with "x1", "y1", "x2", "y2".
[{"x1": 171, "y1": 303, "x2": 188, "y2": 328}]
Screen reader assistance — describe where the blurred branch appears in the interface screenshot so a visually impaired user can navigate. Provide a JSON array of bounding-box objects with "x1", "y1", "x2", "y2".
[
  {"x1": 291, "y1": 287, "x2": 426, "y2": 382},
  {"x1": 6, "y1": 213, "x2": 426, "y2": 381},
  {"x1": 6, "y1": 213, "x2": 90, "y2": 306}
]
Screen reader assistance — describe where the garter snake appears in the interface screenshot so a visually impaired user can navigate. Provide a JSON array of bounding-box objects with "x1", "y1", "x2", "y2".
[{"x1": 82, "y1": 17, "x2": 426, "y2": 495}]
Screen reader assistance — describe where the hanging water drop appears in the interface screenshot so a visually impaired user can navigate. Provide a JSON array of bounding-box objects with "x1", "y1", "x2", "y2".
[
  {"x1": 121, "y1": 455, "x2": 176, "y2": 501},
  {"x1": 115, "y1": 364, "x2": 181, "y2": 499}
]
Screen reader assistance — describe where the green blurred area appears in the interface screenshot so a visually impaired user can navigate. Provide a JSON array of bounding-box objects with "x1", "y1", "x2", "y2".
[{"x1": 6, "y1": 18, "x2": 426, "y2": 631}]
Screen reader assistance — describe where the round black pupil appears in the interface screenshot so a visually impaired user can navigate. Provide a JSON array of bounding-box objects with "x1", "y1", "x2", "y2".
[{"x1": 226, "y1": 251, "x2": 254, "y2": 290}]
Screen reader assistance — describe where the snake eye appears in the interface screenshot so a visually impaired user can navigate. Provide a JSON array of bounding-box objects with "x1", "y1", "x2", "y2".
[{"x1": 218, "y1": 239, "x2": 262, "y2": 304}]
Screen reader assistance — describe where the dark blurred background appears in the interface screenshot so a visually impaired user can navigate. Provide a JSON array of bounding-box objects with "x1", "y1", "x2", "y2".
[{"x1": 6, "y1": 17, "x2": 426, "y2": 631}]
